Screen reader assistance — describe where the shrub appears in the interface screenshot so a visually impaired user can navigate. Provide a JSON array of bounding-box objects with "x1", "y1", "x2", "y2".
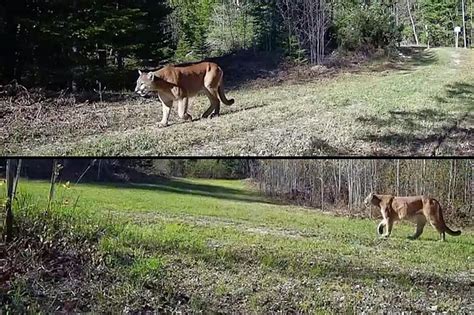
[{"x1": 335, "y1": 3, "x2": 402, "y2": 54}]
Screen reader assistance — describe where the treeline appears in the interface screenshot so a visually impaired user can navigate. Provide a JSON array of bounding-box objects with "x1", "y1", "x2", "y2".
[
  {"x1": 1, "y1": 0, "x2": 472, "y2": 90},
  {"x1": 0, "y1": 159, "x2": 254, "y2": 182},
  {"x1": 253, "y1": 159, "x2": 473, "y2": 225},
  {"x1": 1, "y1": 159, "x2": 472, "y2": 224},
  {"x1": 402, "y1": 0, "x2": 473, "y2": 47},
  {"x1": 1, "y1": 0, "x2": 171, "y2": 90}
]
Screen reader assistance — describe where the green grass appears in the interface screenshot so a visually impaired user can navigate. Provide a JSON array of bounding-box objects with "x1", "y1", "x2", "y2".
[
  {"x1": 3, "y1": 178, "x2": 473, "y2": 312},
  {"x1": 5, "y1": 47, "x2": 473, "y2": 156}
]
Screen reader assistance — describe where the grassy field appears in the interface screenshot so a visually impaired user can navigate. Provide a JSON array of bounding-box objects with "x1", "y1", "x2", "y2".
[
  {"x1": 2, "y1": 47, "x2": 472, "y2": 156},
  {"x1": 2, "y1": 178, "x2": 473, "y2": 313}
]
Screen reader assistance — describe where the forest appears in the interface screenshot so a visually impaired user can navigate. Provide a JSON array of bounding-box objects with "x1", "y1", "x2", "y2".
[
  {"x1": 2, "y1": 158, "x2": 472, "y2": 225},
  {"x1": 1, "y1": 0, "x2": 473, "y2": 90},
  {"x1": 1, "y1": 158, "x2": 473, "y2": 312}
]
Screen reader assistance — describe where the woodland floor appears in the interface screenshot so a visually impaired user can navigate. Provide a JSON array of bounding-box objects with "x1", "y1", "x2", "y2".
[
  {"x1": 1, "y1": 47, "x2": 473, "y2": 156},
  {"x1": 1, "y1": 179, "x2": 473, "y2": 313}
]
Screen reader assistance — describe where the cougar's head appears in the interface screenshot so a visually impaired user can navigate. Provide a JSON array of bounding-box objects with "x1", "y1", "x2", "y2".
[{"x1": 135, "y1": 70, "x2": 155, "y2": 97}]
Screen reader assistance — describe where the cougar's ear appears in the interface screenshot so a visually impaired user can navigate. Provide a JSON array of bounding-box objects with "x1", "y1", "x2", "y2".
[
  {"x1": 138, "y1": 70, "x2": 143, "y2": 75},
  {"x1": 147, "y1": 72, "x2": 155, "y2": 80}
]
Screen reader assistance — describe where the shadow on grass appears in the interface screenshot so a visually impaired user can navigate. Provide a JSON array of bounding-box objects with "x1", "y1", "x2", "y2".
[
  {"x1": 356, "y1": 109, "x2": 451, "y2": 155},
  {"x1": 444, "y1": 82, "x2": 474, "y2": 106},
  {"x1": 132, "y1": 234, "x2": 471, "y2": 310},
  {"x1": 304, "y1": 136, "x2": 351, "y2": 156},
  {"x1": 322, "y1": 259, "x2": 472, "y2": 305},
  {"x1": 199, "y1": 50, "x2": 285, "y2": 91},
  {"x1": 362, "y1": 47, "x2": 439, "y2": 74},
  {"x1": 402, "y1": 48, "x2": 439, "y2": 68},
  {"x1": 356, "y1": 82, "x2": 474, "y2": 155},
  {"x1": 91, "y1": 176, "x2": 276, "y2": 206}
]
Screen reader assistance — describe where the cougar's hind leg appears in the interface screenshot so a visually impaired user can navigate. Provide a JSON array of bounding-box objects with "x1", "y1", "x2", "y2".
[
  {"x1": 426, "y1": 219, "x2": 446, "y2": 241},
  {"x1": 202, "y1": 88, "x2": 220, "y2": 118},
  {"x1": 408, "y1": 215, "x2": 426, "y2": 240},
  {"x1": 377, "y1": 221, "x2": 385, "y2": 236},
  {"x1": 208, "y1": 88, "x2": 221, "y2": 117},
  {"x1": 202, "y1": 68, "x2": 221, "y2": 118},
  {"x1": 427, "y1": 219, "x2": 446, "y2": 241},
  {"x1": 423, "y1": 200, "x2": 446, "y2": 241}
]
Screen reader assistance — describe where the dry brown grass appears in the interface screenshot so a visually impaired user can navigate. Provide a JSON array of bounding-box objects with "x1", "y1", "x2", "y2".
[{"x1": 1, "y1": 47, "x2": 472, "y2": 156}]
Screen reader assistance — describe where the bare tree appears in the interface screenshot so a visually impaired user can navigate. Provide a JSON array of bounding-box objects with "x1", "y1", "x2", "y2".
[
  {"x1": 396, "y1": 159, "x2": 400, "y2": 196},
  {"x1": 462, "y1": 0, "x2": 467, "y2": 48},
  {"x1": 406, "y1": 0, "x2": 419, "y2": 45},
  {"x1": 47, "y1": 160, "x2": 62, "y2": 212},
  {"x1": 471, "y1": 0, "x2": 473, "y2": 48},
  {"x1": 4, "y1": 159, "x2": 21, "y2": 243},
  {"x1": 253, "y1": 159, "x2": 472, "y2": 222},
  {"x1": 277, "y1": 0, "x2": 329, "y2": 64}
]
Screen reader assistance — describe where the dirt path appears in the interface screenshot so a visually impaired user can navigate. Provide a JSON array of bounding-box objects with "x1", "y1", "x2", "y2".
[
  {"x1": 112, "y1": 210, "x2": 312, "y2": 239},
  {"x1": 434, "y1": 49, "x2": 474, "y2": 155}
]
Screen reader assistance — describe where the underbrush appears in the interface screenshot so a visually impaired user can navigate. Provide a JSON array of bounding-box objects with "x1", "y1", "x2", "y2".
[
  {"x1": 0, "y1": 193, "x2": 178, "y2": 313},
  {"x1": 0, "y1": 83, "x2": 142, "y2": 155}
]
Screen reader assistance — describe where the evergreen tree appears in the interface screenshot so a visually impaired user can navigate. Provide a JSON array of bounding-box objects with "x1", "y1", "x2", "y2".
[{"x1": 421, "y1": 0, "x2": 459, "y2": 46}]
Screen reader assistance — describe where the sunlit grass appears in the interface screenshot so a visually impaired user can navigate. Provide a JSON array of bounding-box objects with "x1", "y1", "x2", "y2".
[
  {"x1": 13, "y1": 47, "x2": 474, "y2": 156},
  {"x1": 2, "y1": 178, "x2": 472, "y2": 312}
]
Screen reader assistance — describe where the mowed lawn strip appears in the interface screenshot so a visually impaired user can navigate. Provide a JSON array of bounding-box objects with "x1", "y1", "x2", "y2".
[
  {"x1": 8, "y1": 178, "x2": 474, "y2": 312},
  {"x1": 15, "y1": 179, "x2": 474, "y2": 272},
  {"x1": 17, "y1": 47, "x2": 474, "y2": 156}
]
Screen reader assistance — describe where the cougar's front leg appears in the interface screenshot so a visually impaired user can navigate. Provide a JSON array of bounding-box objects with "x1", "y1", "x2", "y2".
[
  {"x1": 177, "y1": 97, "x2": 192, "y2": 122},
  {"x1": 383, "y1": 219, "x2": 393, "y2": 238},
  {"x1": 159, "y1": 101, "x2": 172, "y2": 128}
]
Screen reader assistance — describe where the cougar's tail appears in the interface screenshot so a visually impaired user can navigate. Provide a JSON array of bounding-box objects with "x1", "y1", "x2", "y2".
[
  {"x1": 438, "y1": 202, "x2": 461, "y2": 236},
  {"x1": 218, "y1": 84, "x2": 234, "y2": 106}
]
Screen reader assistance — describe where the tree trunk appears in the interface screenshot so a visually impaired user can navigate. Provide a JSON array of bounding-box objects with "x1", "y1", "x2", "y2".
[
  {"x1": 98, "y1": 45, "x2": 107, "y2": 68},
  {"x1": 4, "y1": 1, "x2": 19, "y2": 80},
  {"x1": 4, "y1": 159, "x2": 20, "y2": 243},
  {"x1": 12, "y1": 159, "x2": 22, "y2": 197},
  {"x1": 395, "y1": 3, "x2": 399, "y2": 26},
  {"x1": 117, "y1": 51, "x2": 124, "y2": 71},
  {"x1": 396, "y1": 159, "x2": 400, "y2": 196},
  {"x1": 320, "y1": 177, "x2": 324, "y2": 211},
  {"x1": 448, "y1": 159, "x2": 453, "y2": 204},
  {"x1": 348, "y1": 160, "x2": 353, "y2": 212},
  {"x1": 338, "y1": 160, "x2": 342, "y2": 195},
  {"x1": 406, "y1": 0, "x2": 419, "y2": 45},
  {"x1": 471, "y1": 0, "x2": 473, "y2": 48},
  {"x1": 421, "y1": 159, "x2": 426, "y2": 194},
  {"x1": 71, "y1": 0, "x2": 79, "y2": 92},
  {"x1": 462, "y1": 0, "x2": 467, "y2": 48},
  {"x1": 47, "y1": 159, "x2": 59, "y2": 211}
]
